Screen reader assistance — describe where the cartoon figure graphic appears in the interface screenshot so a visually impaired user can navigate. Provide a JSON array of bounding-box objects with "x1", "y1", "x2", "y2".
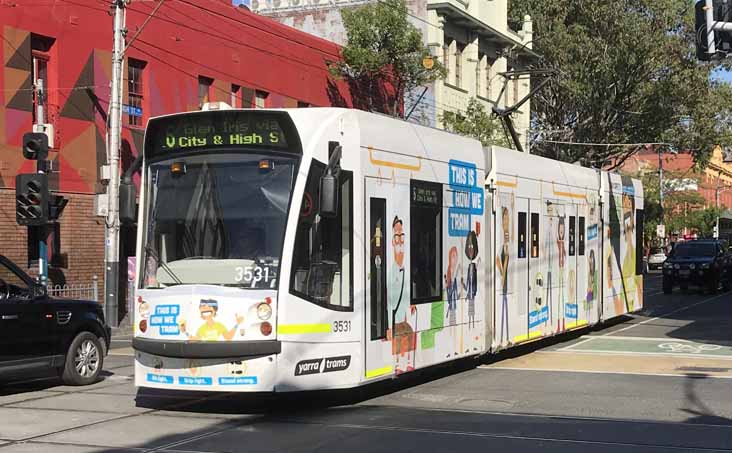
[
  {"x1": 607, "y1": 243, "x2": 623, "y2": 315},
  {"x1": 138, "y1": 298, "x2": 150, "y2": 333},
  {"x1": 496, "y1": 206, "x2": 511, "y2": 343},
  {"x1": 585, "y1": 249, "x2": 597, "y2": 310},
  {"x1": 621, "y1": 189, "x2": 640, "y2": 311},
  {"x1": 388, "y1": 216, "x2": 415, "y2": 374},
  {"x1": 446, "y1": 246, "x2": 462, "y2": 357},
  {"x1": 462, "y1": 229, "x2": 479, "y2": 330},
  {"x1": 179, "y1": 299, "x2": 244, "y2": 341},
  {"x1": 557, "y1": 214, "x2": 566, "y2": 331},
  {"x1": 545, "y1": 203, "x2": 555, "y2": 325}
]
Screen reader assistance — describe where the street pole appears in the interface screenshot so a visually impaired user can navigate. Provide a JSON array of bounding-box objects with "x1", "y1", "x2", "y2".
[
  {"x1": 35, "y1": 79, "x2": 47, "y2": 286},
  {"x1": 105, "y1": 0, "x2": 125, "y2": 326},
  {"x1": 658, "y1": 146, "x2": 664, "y2": 242}
]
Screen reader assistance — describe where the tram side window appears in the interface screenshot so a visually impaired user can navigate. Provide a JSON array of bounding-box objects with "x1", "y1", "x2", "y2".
[
  {"x1": 518, "y1": 212, "x2": 527, "y2": 259},
  {"x1": 578, "y1": 216, "x2": 586, "y2": 256},
  {"x1": 569, "y1": 216, "x2": 576, "y2": 256},
  {"x1": 410, "y1": 180, "x2": 443, "y2": 303},
  {"x1": 530, "y1": 213, "x2": 540, "y2": 258},
  {"x1": 290, "y1": 160, "x2": 353, "y2": 310}
]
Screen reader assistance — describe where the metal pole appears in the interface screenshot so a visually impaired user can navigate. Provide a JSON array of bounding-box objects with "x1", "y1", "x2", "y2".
[
  {"x1": 658, "y1": 146, "x2": 664, "y2": 222},
  {"x1": 716, "y1": 182, "x2": 720, "y2": 239},
  {"x1": 105, "y1": 0, "x2": 125, "y2": 326},
  {"x1": 35, "y1": 79, "x2": 48, "y2": 286},
  {"x1": 706, "y1": 0, "x2": 717, "y2": 55}
]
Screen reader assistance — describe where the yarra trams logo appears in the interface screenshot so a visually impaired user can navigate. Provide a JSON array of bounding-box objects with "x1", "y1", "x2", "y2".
[{"x1": 294, "y1": 355, "x2": 351, "y2": 376}]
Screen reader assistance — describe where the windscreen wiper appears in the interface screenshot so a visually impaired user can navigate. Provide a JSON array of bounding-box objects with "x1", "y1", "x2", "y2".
[{"x1": 144, "y1": 245, "x2": 183, "y2": 286}]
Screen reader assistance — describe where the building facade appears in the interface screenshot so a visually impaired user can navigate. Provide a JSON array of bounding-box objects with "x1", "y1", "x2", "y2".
[
  {"x1": 0, "y1": 0, "x2": 354, "y2": 323},
  {"x1": 252, "y1": 0, "x2": 536, "y2": 149}
]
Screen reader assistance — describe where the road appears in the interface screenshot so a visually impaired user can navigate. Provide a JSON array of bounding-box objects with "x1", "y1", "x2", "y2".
[{"x1": 2, "y1": 272, "x2": 732, "y2": 452}]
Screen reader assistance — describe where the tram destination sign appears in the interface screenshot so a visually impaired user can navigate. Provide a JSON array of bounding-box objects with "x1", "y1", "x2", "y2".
[{"x1": 146, "y1": 110, "x2": 298, "y2": 158}]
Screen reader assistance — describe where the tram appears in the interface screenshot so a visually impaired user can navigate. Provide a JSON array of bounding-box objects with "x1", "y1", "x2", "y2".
[{"x1": 131, "y1": 104, "x2": 644, "y2": 392}]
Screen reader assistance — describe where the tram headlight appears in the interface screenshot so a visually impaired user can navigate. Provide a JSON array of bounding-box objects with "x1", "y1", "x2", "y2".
[
  {"x1": 257, "y1": 303, "x2": 272, "y2": 321},
  {"x1": 674, "y1": 264, "x2": 680, "y2": 270},
  {"x1": 260, "y1": 321, "x2": 273, "y2": 336}
]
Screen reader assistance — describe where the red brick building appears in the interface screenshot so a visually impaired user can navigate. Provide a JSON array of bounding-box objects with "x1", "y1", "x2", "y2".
[
  {"x1": 0, "y1": 0, "x2": 354, "y2": 321},
  {"x1": 620, "y1": 146, "x2": 732, "y2": 210}
]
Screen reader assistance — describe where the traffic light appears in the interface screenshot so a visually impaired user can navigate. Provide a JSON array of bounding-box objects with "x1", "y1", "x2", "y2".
[
  {"x1": 15, "y1": 173, "x2": 49, "y2": 226},
  {"x1": 696, "y1": 0, "x2": 732, "y2": 61},
  {"x1": 22, "y1": 132, "x2": 49, "y2": 161},
  {"x1": 48, "y1": 194, "x2": 69, "y2": 221}
]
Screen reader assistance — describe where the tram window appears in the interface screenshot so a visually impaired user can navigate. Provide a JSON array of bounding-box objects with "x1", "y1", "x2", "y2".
[
  {"x1": 410, "y1": 180, "x2": 443, "y2": 303},
  {"x1": 370, "y1": 198, "x2": 388, "y2": 340},
  {"x1": 518, "y1": 212, "x2": 527, "y2": 259},
  {"x1": 569, "y1": 216, "x2": 576, "y2": 256},
  {"x1": 289, "y1": 160, "x2": 353, "y2": 311},
  {"x1": 530, "y1": 213, "x2": 540, "y2": 258},
  {"x1": 635, "y1": 209, "x2": 644, "y2": 276},
  {"x1": 578, "y1": 216, "x2": 585, "y2": 256}
]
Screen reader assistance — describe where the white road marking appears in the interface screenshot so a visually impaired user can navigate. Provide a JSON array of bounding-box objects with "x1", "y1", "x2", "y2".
[{"x1": 478, "y1": 365, "x2": 732, "y2": 379}]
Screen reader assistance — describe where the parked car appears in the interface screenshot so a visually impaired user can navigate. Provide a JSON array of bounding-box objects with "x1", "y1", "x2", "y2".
[
  {"x1": 0, "y1": 254, "x2": 110, "y2": 385},
  {"x1": 647, "y1": 247, "x2": 667, "y2": 270},
  {"x1": 662, "y1": 240, "x2": 732, "y2": 294}
]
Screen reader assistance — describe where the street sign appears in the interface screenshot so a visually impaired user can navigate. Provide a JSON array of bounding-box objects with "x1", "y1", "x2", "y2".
[{"x1": 657, "y1": 224, "x2": 666, "y2": 238}]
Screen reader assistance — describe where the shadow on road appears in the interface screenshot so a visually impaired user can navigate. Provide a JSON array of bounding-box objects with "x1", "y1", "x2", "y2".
[{"x1": 682, "y1": 373, "x2": 732, "y2": 425}]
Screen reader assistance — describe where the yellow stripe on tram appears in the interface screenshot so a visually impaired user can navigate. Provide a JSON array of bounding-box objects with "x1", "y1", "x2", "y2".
[
  {"x1": 277, "y1": 323, "x2": 332, "y2": 335},
  {"x1": 513, "y1": 331, "x2": 544, "y2": 344},
  {"x1": 566, "y1": 320, "x2": 589, "y2": 330},
  {"x1": 366, "y1": 365, "x2": 393, "y2": 379}
]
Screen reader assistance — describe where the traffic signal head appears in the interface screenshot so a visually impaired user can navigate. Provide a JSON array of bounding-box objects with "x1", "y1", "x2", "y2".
[
  {"x1": 22, "y1": 132, "x2": 49, "y2": 161},
  {"x1": 15, "y1": 173, "x2": 49, "y2": 226},
  {"x1": 48, "y1": 194, "x2": 69, "y2": 221}
]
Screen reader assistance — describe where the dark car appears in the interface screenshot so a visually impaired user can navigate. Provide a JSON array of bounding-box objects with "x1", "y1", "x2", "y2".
[
  {"x1": 0, "y1": 255, "x2": 110, "y2": 385},
  {"x1": 662, "y1": 240, "x2": 732, "y2": 294}
]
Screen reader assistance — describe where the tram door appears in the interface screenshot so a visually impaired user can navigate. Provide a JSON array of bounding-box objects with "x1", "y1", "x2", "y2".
[
  {"x1": 364, "y1": 177, "x2": 408, "y2": 380},
  {"x1": 565, "y1": 205, "x2": 579, "y2": 329},
  {"x1": 527, "y1": 200, "x2": 546, "y2": 339}
]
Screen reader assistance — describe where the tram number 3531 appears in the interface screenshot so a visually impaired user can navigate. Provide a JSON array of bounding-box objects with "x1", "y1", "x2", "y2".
[{"x1": 333, "y1": 320, "x2": 351, "y2": 333}]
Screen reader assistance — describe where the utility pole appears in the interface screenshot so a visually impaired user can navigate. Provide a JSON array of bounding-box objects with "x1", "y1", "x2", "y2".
[
  {"x1": 658, "y1": 146, "x2": 664, "y2": 235},
  {"x1": 35, "y1": 79, "x2": 48, "y2": 285},
  {"x1": 105, "y1": 0, "x2": 126, "y2": 326}
]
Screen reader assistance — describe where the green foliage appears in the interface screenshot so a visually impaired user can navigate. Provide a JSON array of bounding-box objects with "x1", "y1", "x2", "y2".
[
  {"x1": 508, "y1": 0, "x2": 732, "y2": 168},
  {"x1": 333, "y1": 0, "x2": 447, "y2": 116},
  {"x1": 441, "y1": 98, "x2": 512, "y2": 148}
]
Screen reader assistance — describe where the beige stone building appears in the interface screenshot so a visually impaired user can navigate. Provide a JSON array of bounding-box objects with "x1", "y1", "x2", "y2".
[{"x1": 251, "y1": 0, "x2": 537, "y2": 150}]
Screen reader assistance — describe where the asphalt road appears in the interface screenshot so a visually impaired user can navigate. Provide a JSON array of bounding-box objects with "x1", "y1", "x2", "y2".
[{"x1": 2, "y1": 271, "x2": 732, "y2": 453}]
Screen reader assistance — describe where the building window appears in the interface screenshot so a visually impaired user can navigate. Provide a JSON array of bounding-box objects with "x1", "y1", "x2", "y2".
[
  {"x1": 198, "y1": 76, "x2": 213, "y2": 107},
  {"x1": 455, "y1": 44, "x2": 463, "y2": 88},
  {"x1": 410, "y1": 180, "x2": 442, "y2": 303},
  {"x1": 255, "y1": 90, "x2": 268, "y2": 108},
  {"x1": 230, "y1": 84, "x2": 241, "y2": 108},
  {"x1": 31, "y1": 34, "x2": 54, "y2": 125},
  {"x1": 297, "y1": 101, "x2": 309, "y2": 108},
  {"x1": 127, "y1": 59, "x2": 145, "y2": 127},
  {"x1": 290, "y1": 160, "x2": 353, "y2": 311},
  {"x1": 486, "y1": 62, "x2": 492, "y2": 100}
]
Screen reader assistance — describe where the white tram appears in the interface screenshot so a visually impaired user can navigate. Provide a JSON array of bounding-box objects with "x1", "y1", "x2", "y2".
[{"x1": 132, "y1": 106, "x2": 644, "y2": 392}]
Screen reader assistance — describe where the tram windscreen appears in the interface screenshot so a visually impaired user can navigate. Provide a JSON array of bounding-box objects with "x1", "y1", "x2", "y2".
[{"x1": 141, "y1": 153, "x2": 297, "y2": 289}]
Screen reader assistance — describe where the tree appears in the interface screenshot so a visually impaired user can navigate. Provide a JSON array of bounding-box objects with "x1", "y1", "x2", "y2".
[
  {"x1": 332, "y1": 0, "x2": 446, "y2": 117},
  {"x1": 508, "y1": 0, "x2": 732, "y2": 168},
  {"x1": 441, "y1": 98, "x2": 512, "y2": 148}
]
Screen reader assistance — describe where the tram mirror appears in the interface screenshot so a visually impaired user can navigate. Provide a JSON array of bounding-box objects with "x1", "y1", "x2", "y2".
[
  {"x1": 319, "y1": 173, "x2": 338, "y2": 218},
  {"x1": 119, "y1": 179, "x2": 138, "y2": 224},
  {"x1": 319, "y1": 144, "x2": 342, "y2": 218}
]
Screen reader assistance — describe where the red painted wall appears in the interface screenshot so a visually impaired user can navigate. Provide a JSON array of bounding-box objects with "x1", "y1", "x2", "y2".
[{"x1": 0, "y1": 0, "x2": 352, "y2": 303}]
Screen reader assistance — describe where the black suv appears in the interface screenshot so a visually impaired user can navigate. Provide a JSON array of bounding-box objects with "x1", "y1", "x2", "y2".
[
  {"x1": 662, "y1": 240, "x2": 732, "y2": 294},
  {"x1": 0, "y1": 255, "x2": 110, "y2": 385}
]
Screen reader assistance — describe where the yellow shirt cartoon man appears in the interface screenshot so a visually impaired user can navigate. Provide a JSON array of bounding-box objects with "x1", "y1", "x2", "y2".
[{"x1": 180, "y1": 299, "x2": 243, "y2": 341}]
